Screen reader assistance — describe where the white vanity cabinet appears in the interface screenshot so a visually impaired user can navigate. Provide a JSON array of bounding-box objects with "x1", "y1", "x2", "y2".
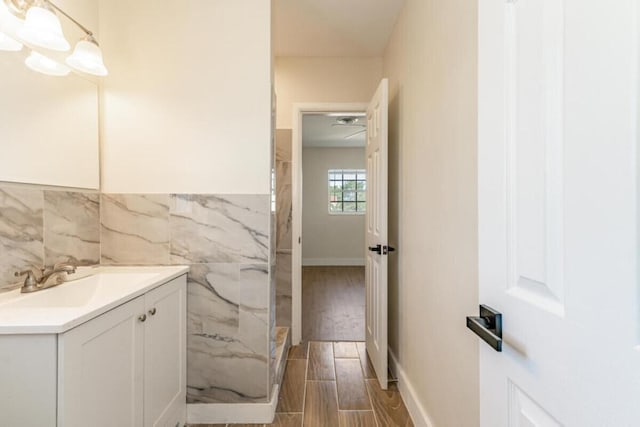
[
  {"x1": 59, "y1": 275, "x2": 187, "y2": 427},
  {"x1": 0, "y1": 271, "x2": 187, "y2": 427}
]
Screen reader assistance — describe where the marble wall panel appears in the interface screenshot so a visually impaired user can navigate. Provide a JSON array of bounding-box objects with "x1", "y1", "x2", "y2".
[
  {"x1": 44, "y1": 191, "x2": 99, "y2": 266},
  {"x1": 101, "y1": 194, "x2": 170, "y2": 265},
  {"x1": 275, "y1": 251, "x2": 292, "y2": 327},
  {"x1": 0, "y1": 187, "x2": 43, "y2": 290},
  {"x1": 276, "y1": 130, "x2": 292, "y2": 162},
  {"x1": 187, "y1": 263, "x2": 270, "y2": 404},
  {"x1": 276, "y1": 161, "x2": 292, "y2": 251},
  {"x1": 170, "y1": 195, "x2": 269, "y2": 264},
  {"x1": 275, "y1": 130, "x2": 293, "y2": 328}
]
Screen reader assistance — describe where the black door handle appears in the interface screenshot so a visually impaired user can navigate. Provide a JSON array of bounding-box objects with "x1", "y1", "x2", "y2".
[
  {"x1": 466, "y1": 305, "x2": 502, "y2": 352},
  {"x1": 368, "y1": 244, "x2": 382, "y2": 254}
]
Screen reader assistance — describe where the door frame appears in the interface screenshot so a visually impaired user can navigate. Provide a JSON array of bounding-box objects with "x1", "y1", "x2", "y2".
[{"x1": 290, "y1": 102, "x2": 368, "y2": 345}]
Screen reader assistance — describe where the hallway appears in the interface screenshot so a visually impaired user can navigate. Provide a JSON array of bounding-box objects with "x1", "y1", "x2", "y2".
[{"x1": 302, "y1": 266, "x2": 365, "y2": 342}]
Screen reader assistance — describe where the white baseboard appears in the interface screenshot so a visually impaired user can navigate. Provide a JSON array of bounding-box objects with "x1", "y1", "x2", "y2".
[
  {"x1": 389, "y1": 350, "x2": 435, "y2": 427},
  {"x1": 186, "y1": 384, "x2": 279, "y2": 425},
  {"x1": 302, "y1": 258, "x2": 365, "y2": 266}
]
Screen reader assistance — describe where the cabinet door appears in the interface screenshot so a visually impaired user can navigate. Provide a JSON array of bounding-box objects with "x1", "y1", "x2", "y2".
[
  {"x1": 58, "y1": 296, "x2": 145, "y2": 427},
  {"x1": 144, "y1": 275, "x2": 187, "y2": 427}
]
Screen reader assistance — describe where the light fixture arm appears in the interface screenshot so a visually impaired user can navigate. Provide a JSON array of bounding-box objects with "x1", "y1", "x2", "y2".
[{"x1": 44, "y1": 0, "x2": 92, "y2": 37}]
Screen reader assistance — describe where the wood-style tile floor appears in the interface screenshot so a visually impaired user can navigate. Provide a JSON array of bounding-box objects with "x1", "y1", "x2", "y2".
[
  {"x1": 196, "y1": 341, "x2": 414, "y2": 427},
  {"x1": 302, "y1": 266, "x2": 365, "y2": 342}
]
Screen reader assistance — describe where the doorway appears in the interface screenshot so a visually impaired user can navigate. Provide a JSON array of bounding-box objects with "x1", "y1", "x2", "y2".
[
  {"x1": 300, "y1": 112, "x2": 368, "y2": 341},
  {"x1": 288, "y1": 103, "x2": 368, "y2": 344}
]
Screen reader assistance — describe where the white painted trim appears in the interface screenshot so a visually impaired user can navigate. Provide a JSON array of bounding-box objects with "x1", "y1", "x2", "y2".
[
  {"x1": 388, "y1": 350, "x2": 435, "y2": 427},
  {"x1": 291, "y1": 102, "x2": 369, "y2": 346},
  {"x1": 186, "y1": 384, "x2": 279, "y2": 425},
  {"x1": 302, "y1": 258, "x2": 365, "y2": 266}
]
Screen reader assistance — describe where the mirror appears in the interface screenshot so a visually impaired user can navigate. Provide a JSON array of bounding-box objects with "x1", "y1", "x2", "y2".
[{"x1": 0, "y1": 0, "x2": 100, "y2": 190}]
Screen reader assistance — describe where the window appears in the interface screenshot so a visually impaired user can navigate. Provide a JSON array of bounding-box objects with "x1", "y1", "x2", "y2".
[{"x1": 328, "y1": 169, "x2": 366, "y2": 214}]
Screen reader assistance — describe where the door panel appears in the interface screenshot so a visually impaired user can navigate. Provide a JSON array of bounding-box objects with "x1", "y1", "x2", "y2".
[
  {"x1": 144, "y1": 276, "x2": 187, "y2": 427},
  {"x1": 365, "y1": 79, "x2": 389, "y2": 389},
  {"x1": 508, "y1": 381, "x2": 561, "y2": 427},
  {"x1": 478, "y1": 0, "x2": 640, "y2": 426},
  {"x1": 58, "y1": 296, "x2": 145, "y2": 427},
  {"x1": 504, "y1": 0, "x2": 565, "y2": 315}
]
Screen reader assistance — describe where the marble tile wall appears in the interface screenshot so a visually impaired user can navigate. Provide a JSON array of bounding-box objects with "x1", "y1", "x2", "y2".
[
  {"x1": 0, "y1": 184, "x2": 100, "y2": 292},
  {"x1": 0, "y1": 183, "x2": 275, "y2": 405},
  {"x1": 275, "y1": 129, "x2": 293, "y2": 327},
  {"x1": 100, "y1": 193, "x2": 273, "y2": 404}
]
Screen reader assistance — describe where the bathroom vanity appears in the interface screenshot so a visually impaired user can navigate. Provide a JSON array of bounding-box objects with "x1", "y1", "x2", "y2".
[{"x1": 0, "y1": 266, "x2": 188, "y2": 427}]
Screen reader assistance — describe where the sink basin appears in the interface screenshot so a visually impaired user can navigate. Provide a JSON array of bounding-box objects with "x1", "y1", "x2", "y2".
[
  {"x1": 0, "y1": 266, "x2": 189, "y2": 334},
  {"x1": 1, "y1": 272, "x2": 160, "y2": 309}
]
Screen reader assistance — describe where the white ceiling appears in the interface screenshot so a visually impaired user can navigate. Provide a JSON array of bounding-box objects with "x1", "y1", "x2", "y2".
[
  {"x1": 303, "y1": 113, "x2": 367, "y2": 148},
  {"x1": 273, "y1": 0, "x2": 406, "y2": 57}
]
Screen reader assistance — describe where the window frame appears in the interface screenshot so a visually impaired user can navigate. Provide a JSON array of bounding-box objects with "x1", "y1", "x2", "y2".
[{"x1": 327, "y1": 169, "x2": 367, "y2": 215}]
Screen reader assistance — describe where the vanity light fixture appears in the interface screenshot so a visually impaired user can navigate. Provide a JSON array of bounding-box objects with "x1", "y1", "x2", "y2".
[
  {"x1": 25, "y1": 49, "x2": 69, "y2": 76},
  {"x1": 17, "y1": 1, "x2": 69, "y2": 51},
  {"x1": 1, "y1": 0, "x2": 108, "y2": 76},
  {"x1": 66, "y1": 35, "x2": 107, "y2": 76}
]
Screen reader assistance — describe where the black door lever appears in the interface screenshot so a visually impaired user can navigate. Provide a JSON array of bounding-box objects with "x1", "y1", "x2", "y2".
[
  {"x1": 368, "y1": 244, "x2": 382, "y2": 254},
  {"x1": 466, "y1": 305, "x2": 502, "y2": 352}
]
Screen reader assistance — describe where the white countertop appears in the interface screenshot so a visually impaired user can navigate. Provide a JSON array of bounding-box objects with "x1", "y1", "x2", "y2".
[{"x1": 0, "y1": 266, "x2": 189, "y2": 335}]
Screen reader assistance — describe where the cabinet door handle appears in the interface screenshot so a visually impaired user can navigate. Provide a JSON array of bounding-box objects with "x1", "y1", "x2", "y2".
[
  {"x1": 148, "y1": 308, "x2": 157, "y2": 316},
  {"x1": 138, "y1": 314, "x2": 147, "y2": 322}
]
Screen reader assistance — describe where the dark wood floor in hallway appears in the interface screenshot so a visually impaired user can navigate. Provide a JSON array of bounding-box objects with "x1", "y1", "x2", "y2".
[
  {"x1": 302, "y1": 266, "x2": 365, "y2": 342},
  {"x1": 196, "y1": 341, "x2": 413, "y2": 427}
]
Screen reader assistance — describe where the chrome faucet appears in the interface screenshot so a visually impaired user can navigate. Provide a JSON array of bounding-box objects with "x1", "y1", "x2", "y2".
[{"x1": 15, "y1": 263, "x2": 77, "y2": 293}]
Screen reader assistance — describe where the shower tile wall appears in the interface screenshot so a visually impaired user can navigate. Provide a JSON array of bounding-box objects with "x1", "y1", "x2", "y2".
[
  {"x1": 100, "y1": 193, "x2": 272, "y2": 404},
  {"x1": 0, "y1": 184, "x2": 100, "y2": 292},
  {"x1": 275, "y1": 129, "x2": 293, "y2": 327}
]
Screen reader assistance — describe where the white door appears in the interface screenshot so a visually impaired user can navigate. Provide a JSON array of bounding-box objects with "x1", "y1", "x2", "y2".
[
  {"x1": 365, "y1": 78, "x2": 389, "y2": 390},
  {"x1": 144, "y1": 276, "x2": 187, "y2": 427},
  {"x1": 58, "y1": 296, "x2": 145, "y2": 427},
  {"x1": 477, "y1": 0, "x2": 640, "y2": 426}
]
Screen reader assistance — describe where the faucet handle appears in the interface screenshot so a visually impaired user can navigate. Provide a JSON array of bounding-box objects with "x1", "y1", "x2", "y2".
[{"x1": 15, "y1": 270, "x2": 38, "y2": 289}]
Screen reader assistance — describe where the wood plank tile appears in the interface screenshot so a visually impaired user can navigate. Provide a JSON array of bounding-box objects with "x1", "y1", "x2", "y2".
[
  {"x1": 277, "y1": 359, "x2": 307, "y2": 413},
  {"x1": 335, "y1": 359, "x2": 371, "y2": 410},
  {"x1": 227, "y1": 424, "x2": 263, "y2": 426},
  {"x1": 365, "y1": 379, "x2": 413, "y2": 427},
  {"x1": 188, "y1": 425, "x2": 227, "y2": 427},
  {"x1": 356, "y1": 342, "x2": 376, "y2": 379},
  {"x1": 302, "y1": 266, "x2": 365, "y2": 341},
  {"x1": 333, "y1": 342, "x2": 359, "y2": 358},
  {"x1": 268, "y1": 413, "x2": 303, "y2": 427},
  {"x1": 303, "y1": 381, "x2": 339, "y2": 427},
  {"x1": 307, "y1": 342, "x2": 335, "y2": 380},
  {"x1": 338, "y1": 411, "x2": 377, "y2": 427},
  {"x1": 288, "y1": 342, "x2": 308, "y2": 359}
]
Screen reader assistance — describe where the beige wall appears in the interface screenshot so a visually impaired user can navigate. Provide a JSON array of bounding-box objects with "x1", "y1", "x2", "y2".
[
  {"x1": 99, "y1": 0, "x2": 271, "y2": 194},
  {"x1": 383, "y1": 0, "x2": 479, "y2": 426},
  {"x1": 302, "y1": 147, "x2": 365, "y2": 264},
  {"x1": 275, "y1": 57, "x2": 383, "y2": 129}
]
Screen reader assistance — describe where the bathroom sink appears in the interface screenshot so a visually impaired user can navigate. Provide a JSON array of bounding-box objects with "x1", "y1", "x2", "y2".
[
  {"x1": 0, "y1": 266, "x2": 189, "y2": 334},
  {"x1": 0, "y1": 272, "x2": 159, "y2": 309}
]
